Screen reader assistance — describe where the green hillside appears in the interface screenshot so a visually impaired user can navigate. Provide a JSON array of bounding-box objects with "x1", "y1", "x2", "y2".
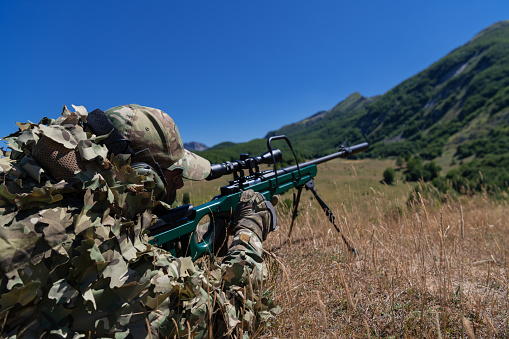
[
  {"x1": 360, "y1": 20, "x2": 509, "y2": 160},
  {"x1": 199, "y1": 21, "x2": 509, "y2": 171}
]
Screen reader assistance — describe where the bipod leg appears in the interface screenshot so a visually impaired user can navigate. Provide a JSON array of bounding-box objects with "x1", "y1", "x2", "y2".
[
  {"x1": 305, "y1": 180, "x2": 357, "y2": 255},
  {"x1": 286, "y1": 184, "x2": 304, "y2": 241}
]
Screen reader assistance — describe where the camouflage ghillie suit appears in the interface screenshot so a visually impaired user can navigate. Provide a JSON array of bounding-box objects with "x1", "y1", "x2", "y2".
[{"x1": 0, "y1": 106, "x2": 276, "y2": 338}]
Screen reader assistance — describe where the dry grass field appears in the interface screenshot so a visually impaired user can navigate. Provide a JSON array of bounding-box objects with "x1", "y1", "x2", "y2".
[{"x1": 182, "y1": 159, "x2": 509, "y2": 338}]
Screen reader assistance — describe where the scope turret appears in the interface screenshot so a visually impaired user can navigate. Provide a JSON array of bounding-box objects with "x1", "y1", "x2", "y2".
[{"x1": 207, "y1": 149, "x2": 282, "y2": 180}]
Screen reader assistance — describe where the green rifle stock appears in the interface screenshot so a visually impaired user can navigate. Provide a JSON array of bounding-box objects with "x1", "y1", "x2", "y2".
[{"x1": 148, "y1": 135, "x2": 369, "y2": 260}]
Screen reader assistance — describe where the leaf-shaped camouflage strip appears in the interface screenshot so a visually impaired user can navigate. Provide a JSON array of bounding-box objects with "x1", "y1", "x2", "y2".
[
  {"x1": 70, "y1": 239, "x2": 106, "y2": 288},
  {"x1": 15, "y1": 122, "x2": 37, "y2": 132},
  {"x1": 0, "y1": 281, "x2": 40, "y2": 309},
  {"x1": 0, "y1": 185, "x2": 17, "y2": 207},
  {"x1": 16, "y1": 127, "x2": 40, "y2": 150},
  {"x1": 101, "y1": 250, "x2": 130, "y2": 289},
  {"x1": 2, "y1": 136, "x2": 22, "y2": 153},
  {"x1": 39, "y1": 208, "x2": 74, "y2": 256},
  {"x1": 0, "y1": 105, "x2": 277, "y2": 338},
  {"x1": 74, "y1": 189, "x2": 111, "y2": 234},
  {"x1": 77, "y1": 138, "x2": 108, "y2": 162},
  {"x1": 53, "y1": 105, "x2": 87, "y2": 126},
  {"x1": 0, "y1": 183, "x2": 64, "y2": 210},
  {"x1": 48, "y1": 278, "x2": 78, "y2": 304},
  {"x1": 0, "y1": 156, "x2": 13, "y2": 173},
  {"x1": 18, "y1": 154, "x2": 44, "y2": 183},
  {"x1": 0, "y1": 218, "x2": 40, "y2": 275},
  {"x1": 38, "y1": 125, "x2": 81, "y2": 150}
]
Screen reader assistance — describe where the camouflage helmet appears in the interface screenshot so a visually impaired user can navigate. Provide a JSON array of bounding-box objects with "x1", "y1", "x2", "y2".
[
  {"x1": 168, "y1": 149, "x2": 211, "y2": 180},
  {"x1": 105, "y1": 104, "x2": 210, "y2": 180}
]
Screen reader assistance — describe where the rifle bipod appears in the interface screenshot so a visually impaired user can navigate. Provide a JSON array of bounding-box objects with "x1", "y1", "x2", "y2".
[{"x1": 286, "y1": 179, "x2": 357, "y2": 255}]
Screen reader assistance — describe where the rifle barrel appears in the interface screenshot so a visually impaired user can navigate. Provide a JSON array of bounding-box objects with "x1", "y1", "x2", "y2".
[
  {"x1": 276, "y1": 142, "x2": 369, "y2": 176},
  {"x1": 207, "y1": 142, "x2": 369, "y2": 181}
]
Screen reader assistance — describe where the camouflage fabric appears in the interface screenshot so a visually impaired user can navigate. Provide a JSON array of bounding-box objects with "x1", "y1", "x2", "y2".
[
  {"x1": 105, "y1": 104, "x2": 211, "y2": 180},
  {"x1": 0, "y1": 105, "x2": 277, "y2": 338},
  {"x1": 169, "y1": 150, "x2": 211, "y2": 181},
  {"x1": 233, "y1": 191, "x2": 273, "y2": 241}
]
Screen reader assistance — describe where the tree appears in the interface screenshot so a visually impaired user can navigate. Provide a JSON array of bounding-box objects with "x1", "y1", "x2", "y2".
[
  {"x1": 396, "y1": 156, "x2": 404, "y2": 168},
  {"x1": 383, "y1": 167, "x2": 396, "y2": 185},
  {"x1": 423, "y1": 161, "x2": 441, "y2": 181},
  {"x1": 405, "y1": 156, "x2": 424, "y2": 181}
]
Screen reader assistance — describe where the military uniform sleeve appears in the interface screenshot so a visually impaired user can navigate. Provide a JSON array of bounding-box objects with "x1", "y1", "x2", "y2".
[
  {"x1": 150, "y1": 229, "x2": 271, "y2": 338},
  {"x1": 218, "y1": 227, "x2": 270, "y2": 337}
]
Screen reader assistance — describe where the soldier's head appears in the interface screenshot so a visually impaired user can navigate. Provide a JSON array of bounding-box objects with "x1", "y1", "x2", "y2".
[{"x1": 105, "y1": 104, "x2": 210, "y2": 204}]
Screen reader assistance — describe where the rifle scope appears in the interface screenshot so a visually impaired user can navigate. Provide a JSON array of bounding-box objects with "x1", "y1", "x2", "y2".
[{"x1": 207, "y1": 149, "x2": 283, "y2": 180}]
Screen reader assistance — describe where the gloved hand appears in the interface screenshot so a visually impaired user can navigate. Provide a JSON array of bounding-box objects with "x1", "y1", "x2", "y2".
[{"x1": 233, "y1": 190, "x2": 278, "y2": 241}]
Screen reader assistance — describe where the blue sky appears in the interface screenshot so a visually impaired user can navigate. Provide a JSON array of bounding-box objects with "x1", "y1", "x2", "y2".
[{"x1": 1, "y1": 1, "x2": 508, "y2": 147}]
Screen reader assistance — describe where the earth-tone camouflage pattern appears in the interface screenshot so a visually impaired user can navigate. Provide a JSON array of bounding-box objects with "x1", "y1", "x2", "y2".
[
  {"x1": 234, "y1": 191, "x2": 273, "y2": 242},
  {"x1": 0, "y1": 105, "x2": 277, "y2": 338},
  {"x1": 105, "y1": 104, "x2": 185, "y2": 169},
  {"x1": 104, "y1": 105, "x2": 211, "y2": 182},
  {"x1": 169, "y1": 149, "x2": 211, "y2": 181}
]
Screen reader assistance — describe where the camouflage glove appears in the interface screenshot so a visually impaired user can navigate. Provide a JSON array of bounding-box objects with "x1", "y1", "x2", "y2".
[{"x1": 233, "y1": 190, "x2": 278, "y2": 241}]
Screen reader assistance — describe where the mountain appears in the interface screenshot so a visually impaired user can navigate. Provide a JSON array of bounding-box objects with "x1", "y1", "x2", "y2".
[
  {"x1": 351, "y1": 20, "x2": 509, "y2": 160},
  {"x1": 184, "y1": 142, "x2": 209, "y2": 152},
  {"x1": 198, "y1": 21, "x2": 509, "y2": 165}
]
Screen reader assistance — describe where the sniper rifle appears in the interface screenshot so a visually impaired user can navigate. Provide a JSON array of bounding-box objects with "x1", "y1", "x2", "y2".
[{"x1": 148, "y1": 136, "x2": 369, "y2": 260}]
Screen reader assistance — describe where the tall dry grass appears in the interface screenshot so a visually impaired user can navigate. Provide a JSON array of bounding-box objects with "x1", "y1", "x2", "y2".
[{"x1": 261, "y1": 182, "x2": 509, "y2": 338}]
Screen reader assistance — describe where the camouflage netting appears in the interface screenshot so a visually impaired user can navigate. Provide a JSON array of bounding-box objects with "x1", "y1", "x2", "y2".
[{"x1": 0, "y1": 106, "x2": 277, "y2": 338}]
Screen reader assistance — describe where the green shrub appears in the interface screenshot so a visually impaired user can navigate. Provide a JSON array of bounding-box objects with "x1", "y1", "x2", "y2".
[
  {"x1": 404, "y1": 157, "x2": 441, "y2": 182},
  {"x1": 383, "y1": 167, "x2": 396, "y2": 185}
]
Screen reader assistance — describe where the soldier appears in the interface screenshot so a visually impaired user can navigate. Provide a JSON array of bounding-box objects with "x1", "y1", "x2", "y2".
[{"x1": 0, "y1": 104, "x2": 277, "y2": 338}]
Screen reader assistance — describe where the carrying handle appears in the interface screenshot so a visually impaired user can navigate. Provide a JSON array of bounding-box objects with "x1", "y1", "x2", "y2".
[{"x1": 267, "y1": 135, "x2": 300, "y2": 190}]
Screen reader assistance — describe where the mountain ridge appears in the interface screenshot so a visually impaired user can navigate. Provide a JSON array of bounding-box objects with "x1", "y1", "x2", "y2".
[
  {"x1": 184, "y1": 142, "x2": 209, "y2": 152},
  {"x1": 198, "y1": 21, "x2": 509, "y2": 165}
]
